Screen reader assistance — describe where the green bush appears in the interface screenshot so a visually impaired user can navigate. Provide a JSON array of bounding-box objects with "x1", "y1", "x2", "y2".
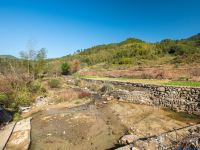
[
  {"x1": 0, "y1": 93, "x2": 16, "y2": 108},
  {"x1": 48, "y1": 79, "x2": 60, "y2": 88},
  {"x1": 100, "y1": 83, "x2": 114, "y2": 93},
  {"x1": 29, "y1": 81, "x2": 41, "y2": 93},
  {"x1": 13, "y1": 112, "x2": 21, "y2": 121},
  {"x1": 61, "y1": 63, "x2": 70, "y2": 75},
  {"x1": 178, "y1": 76, "x2": 189, "y2": 81},
  {"x1": 118, "y1": 58, "x2": 133, "y2": 64},
  {"x1": 41, "y1": 87, "x2": 47, "y2": 93},
  {"x1": 15, "y1": 90, "x2": 31, "y2": 106},
  {"x1": 75, "y1": 79, "x2": 81, "y2": 86},
  {"x1": 0, "y1": 93, "x2": 8, "y2": 105}
]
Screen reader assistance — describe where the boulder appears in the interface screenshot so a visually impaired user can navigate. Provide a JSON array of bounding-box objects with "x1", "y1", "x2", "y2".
[
  {"x1": 35, "y1": 96, "x2": 48, "y2": 106},
  {"x1": 119, "y1": 134, "x2": 138, "y2": 144},
  {"x1": 106, "y1": 96, "x2": 113, "y2": 101},
  {"x1": 19, "y1": 106, "x2": 31, "y2": 113},
  {"x1": 157, "y1": 87, "x2": 165, "y2": 92}
]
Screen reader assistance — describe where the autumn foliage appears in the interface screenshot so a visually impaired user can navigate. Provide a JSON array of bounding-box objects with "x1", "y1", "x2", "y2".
[{"x1": 70, "y1": 59, "x2": 80, "y2": 73}]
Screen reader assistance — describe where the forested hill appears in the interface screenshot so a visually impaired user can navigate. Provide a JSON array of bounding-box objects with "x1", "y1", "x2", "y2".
[
  {"x1": 187, "y1": 33, "x2": 200, "y2": 41},
  {"x1": 0, "y1": 55, "x2": 17, "y2": 59},
  {"x1": 65, "y1": 33, "x2": 200, "y2": 65}
]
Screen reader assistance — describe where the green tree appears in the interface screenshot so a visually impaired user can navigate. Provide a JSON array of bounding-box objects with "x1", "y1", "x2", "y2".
[
  {"x1": 61, "y1": 63, "x2": 70, "y2": 75},
  {"x1": 35, "y1": 48, "x2": 47, "y2": 77},
  {"x1": 20, "y1": 49, "x2": 36, "y2": 76}
]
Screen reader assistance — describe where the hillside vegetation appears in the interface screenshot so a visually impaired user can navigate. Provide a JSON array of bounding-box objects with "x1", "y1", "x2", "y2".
[{"x1": 66, "y1": 33, "x2": 200, "y2": 65}]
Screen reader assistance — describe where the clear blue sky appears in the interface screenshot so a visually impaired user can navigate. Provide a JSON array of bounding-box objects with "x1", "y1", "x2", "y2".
[{"x1": 0, "y1": 0, "x2": 199, "y2": 58}]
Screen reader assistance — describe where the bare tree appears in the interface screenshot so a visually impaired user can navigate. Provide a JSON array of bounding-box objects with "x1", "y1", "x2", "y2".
[{"x1": 20, "y1": 48, "x2": 47, "y2": 79}]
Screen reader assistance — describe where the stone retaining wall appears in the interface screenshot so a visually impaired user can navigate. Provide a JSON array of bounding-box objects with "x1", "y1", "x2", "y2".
[{"x1": 82, "y1": 79, "x2": 200, "y2": 114}]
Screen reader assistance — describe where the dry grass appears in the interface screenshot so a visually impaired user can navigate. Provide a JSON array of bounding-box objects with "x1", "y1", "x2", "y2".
[
  {"x1": 80, "y1": 64, "x2": 200, "y2": 81},
  {"x1": 56, "y1": 89, "x2": 79, "y2": 102},
  {"x1": 0, "y1": 76, "x2": 13, "y2": 94}
]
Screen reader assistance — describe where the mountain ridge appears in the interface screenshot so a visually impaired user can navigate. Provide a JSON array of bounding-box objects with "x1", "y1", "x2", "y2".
[{"x1": 0, "y1": 55, "x2": 17, "y2": 59}]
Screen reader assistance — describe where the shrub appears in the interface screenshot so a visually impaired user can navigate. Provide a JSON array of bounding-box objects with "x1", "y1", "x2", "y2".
[
  {"x1": 78, "y1": 92, "x2": 91, "y2": 99},
  {"x1": 178, "y1": 76, "x2": 189, "y2": 81},
  {"x1": 100, "y1": 83, "x2": 114, "y2": 93},
  {"x1": 0, "y1": 78, "x2": 13, "y2": 94},
  {"x1": 74, "y1": 101, "x2": 80, "y2": 104},
  {"x1": 0, "y1": 93, "x2": 15, "y2": 108},
  {"x1": 29, "y1": 81, "x2": 41, "y2": 93},
  {"x1": 74, "y1": 79, "x2": 85, "y2": 88},
  {"x1": 15, "y1": 90, "x2": 31, "y2": 106},
  {"x1": 168, "y1": 44, "x2": 196, "y2": 56},
  {"x1": 61, "y1": 63, "x2": 70, "y2": 75},
  {"x1": 13, "y1": 112, "x2": 21, "y2": 121},
  {"x1": 75, "y1": 79, "x2": 81, "y2": 86},
  {"x1": 0, "y1": 93, "x2": 8, "y2": 105},
  {"x1": 41, "y1": 87, "x2": 47, "y2": 93},
  {"x1": 48, "y1": 79, "x2": 60, "y2": 88},
  {"x1": 88, "y1": 83, "x2": 100, "y2": 91},
  {"x1": 191, "y1": 68, "x2": 200, "y2": 76},
  {"x1": 70, "y1": 59, "x2": 80, "y2": 73},
  {"x1": 118, "y1": 58, "x2": 133, "y2": 64},
  {"x1": 140, "y1": 73, "x2": 153, "y2": 79},
  {"x1": 56, "y1": 89, "x2": 78, "y2": 102}
]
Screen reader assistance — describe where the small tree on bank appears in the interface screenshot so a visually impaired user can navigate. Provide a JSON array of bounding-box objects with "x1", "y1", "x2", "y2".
[
  {"x1": 61, "y1": 63, "x2": 70, "y2": 75},
  {"x1": 35, "y1": 48, "x2": 47, "y2": 77}
]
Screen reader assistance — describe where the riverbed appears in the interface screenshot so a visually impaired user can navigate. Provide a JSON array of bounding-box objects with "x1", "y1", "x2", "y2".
[{"x1": 30, "y1": 96, "x2": 198, "y2": 150}]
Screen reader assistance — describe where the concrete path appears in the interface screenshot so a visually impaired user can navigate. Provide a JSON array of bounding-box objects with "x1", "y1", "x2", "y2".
[
  {"x1": 0, "y1": 122, "x2": 16, "y2": 150},
  {"x1": 5, "y1": 117, "x2": 32, "y2": 150}
]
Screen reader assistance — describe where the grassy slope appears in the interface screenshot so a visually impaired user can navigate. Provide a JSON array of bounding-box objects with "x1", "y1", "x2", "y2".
[
  {"x1": 163, "y1": 81, "x2": 200, "y2": 87},
  {"x1": 81, "y1": 76, "x2": 200, "y2": 87}
]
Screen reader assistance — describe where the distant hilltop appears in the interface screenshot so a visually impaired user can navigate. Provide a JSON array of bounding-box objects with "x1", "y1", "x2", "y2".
[
  {"x1": 187, "y1": 33, "x2": 200, "y2": 41},
  {"x1": 0, "y1": 55, "x2": 17, "y2": 59}
]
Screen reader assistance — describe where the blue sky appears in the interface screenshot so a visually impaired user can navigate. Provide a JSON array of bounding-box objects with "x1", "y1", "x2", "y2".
[{"x1": 0, "y1": 0, "x2": 199, "y2": 58}]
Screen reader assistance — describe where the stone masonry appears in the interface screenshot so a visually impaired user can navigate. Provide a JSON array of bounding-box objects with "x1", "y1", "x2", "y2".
[{"x1": 82, "y1": 79, "x2": 200, "y2": 114}]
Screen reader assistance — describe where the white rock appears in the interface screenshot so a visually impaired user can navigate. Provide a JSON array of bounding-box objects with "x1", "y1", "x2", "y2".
[
  {"x1": 63, "y1": 131, "x2": 66, "y2": 134},
  {"x1": 120, "y1": 134, "x2": 138, "y2": 144}
]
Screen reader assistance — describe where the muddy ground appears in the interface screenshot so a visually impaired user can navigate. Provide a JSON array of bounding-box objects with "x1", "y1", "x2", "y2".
[{"x1": 30, "y1": 97, "x2": 192, "y2": 150}]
